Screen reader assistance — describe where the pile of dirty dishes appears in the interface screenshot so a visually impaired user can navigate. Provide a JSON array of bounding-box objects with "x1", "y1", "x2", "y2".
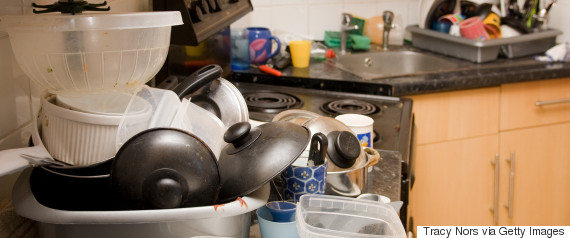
[
  {"x1": 0, "y1": 11, "x2": 184, "y2": 167},
  {"x1": 273, "y1": 110, "x2": 381, "y2": 198},
  {"x1": 0, "y1": 11, "x2": 325, "y2": 238}
]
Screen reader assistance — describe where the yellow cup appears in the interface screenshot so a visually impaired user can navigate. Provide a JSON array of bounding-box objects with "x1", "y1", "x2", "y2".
[
  {"x1": 483, "y1": 12, "x2": 502, "y2": 39},
  {"x1": 289, "y1": 40, "x2": 311, "y2": 68}
]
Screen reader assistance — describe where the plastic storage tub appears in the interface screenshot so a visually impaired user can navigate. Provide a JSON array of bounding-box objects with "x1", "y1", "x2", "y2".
[
  {"x1": 12, "y1": 168, "x2": 269, "y2": 238},
  {"x1": 407, "y1": 25, "x2": 562, "y2": 63},
  {"x1": 295, "y1": 194, "x2": 406, "y2": 238}
]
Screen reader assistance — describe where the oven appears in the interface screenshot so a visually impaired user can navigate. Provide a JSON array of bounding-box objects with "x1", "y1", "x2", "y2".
[{"x1": 232, "y1": 82, "x2": 415, "y2": 232}]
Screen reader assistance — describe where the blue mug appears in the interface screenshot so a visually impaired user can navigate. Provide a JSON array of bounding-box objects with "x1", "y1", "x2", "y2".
[
  {"x1": 281, "y1": 161, "x2": 327, "y2": 202},
  {"x1": 247, "y1": 27, "x2": 281, "y2": 64}
]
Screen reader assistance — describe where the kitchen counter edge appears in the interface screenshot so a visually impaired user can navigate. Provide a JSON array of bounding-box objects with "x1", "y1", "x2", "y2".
[{"x1": 231, "y1": 46, "x2": 570, "y2": 97}]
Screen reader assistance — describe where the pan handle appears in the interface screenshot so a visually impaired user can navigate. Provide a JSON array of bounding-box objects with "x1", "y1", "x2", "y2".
[
  {"x1": 173, "y1": 64, "x2": 222, "y2": 99},
  {"x1": 308, "y1": 132, "x2": 328, "y2": 166},
  {"x1": 363, "y1": 147, "x2": 381, "y2": 167}
]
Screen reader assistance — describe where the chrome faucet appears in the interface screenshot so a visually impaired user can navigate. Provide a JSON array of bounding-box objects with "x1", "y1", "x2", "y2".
[
  {"x1": 340, "y1": 13, "x2": 359, "y2": 55},
  {"x1": 382, "y1": 11, "x2": 394, "y2": 50}
]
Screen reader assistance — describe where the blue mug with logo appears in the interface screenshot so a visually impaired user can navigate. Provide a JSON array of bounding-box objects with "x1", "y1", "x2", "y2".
[{"x1": 247, "y1": 27, "x2": 281, "y2": 65}]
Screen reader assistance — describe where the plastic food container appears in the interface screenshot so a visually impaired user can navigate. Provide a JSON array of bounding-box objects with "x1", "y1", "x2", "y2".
[
  {"x1": 295, "y1": 194, "x2": 406, "y2": 238},
  {"x1": 407, "y1": 25, "x2": 562, "y2": 63},
  {"x1": 0, "y1": 12, "x2": 182, "y2": 93},
  {"x1": 171, "y1": 98, "x2": 227, "y2": 159}
]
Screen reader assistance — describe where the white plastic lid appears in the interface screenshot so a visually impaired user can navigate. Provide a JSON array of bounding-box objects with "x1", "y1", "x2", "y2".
[{"x1": 0, "y1": 11, "x2": 183, "y2": 32}]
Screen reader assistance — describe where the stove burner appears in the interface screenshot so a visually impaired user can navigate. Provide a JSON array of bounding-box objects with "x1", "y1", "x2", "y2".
[
  {"x1": 321, "y1": 99, "x2": 379, "y2": 116},
  {"x1": 243, "y1": 91, "x2": 303, "y2": 114}
]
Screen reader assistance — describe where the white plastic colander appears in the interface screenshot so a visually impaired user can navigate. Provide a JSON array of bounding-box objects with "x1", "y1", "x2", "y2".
[{"x1": 0, "y1": 12, "x2": 183, "y2": 94}]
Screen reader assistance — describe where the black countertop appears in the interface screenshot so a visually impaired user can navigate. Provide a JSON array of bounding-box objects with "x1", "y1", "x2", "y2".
[
  {"x1": 370, "y1": 150, "x2": 401, "y2": 202},
  {"x1": 231, "y1": 44, "x2": 570, "y2": 97}
]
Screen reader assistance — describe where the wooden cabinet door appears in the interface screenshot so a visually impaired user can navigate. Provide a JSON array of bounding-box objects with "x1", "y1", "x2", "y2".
[
  {"x1": 410, "y1": 87, "x2": 499, "y2": 145},
  {"x1": 501, "y1": 78, "x2": 570, "y2": 131},
  {"x1": 410, "y1": 135, "x2": 499, "y2": 226},
  {"x1": 499, "y1": 123, "x2": 570, "y2": 225}
]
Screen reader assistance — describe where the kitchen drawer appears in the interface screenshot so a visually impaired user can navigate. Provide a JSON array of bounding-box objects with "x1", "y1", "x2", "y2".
[
  {"x1": 410, "y1": 87, "x2": 500, "y2": 145},
  {"x1": 501, "y1": 78, "x2": 570, "y2": 131}
]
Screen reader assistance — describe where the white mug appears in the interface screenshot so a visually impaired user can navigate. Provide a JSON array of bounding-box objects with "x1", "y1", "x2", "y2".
[{"x1": 335, "y1": 114, "x2": 374, "y2": 148}]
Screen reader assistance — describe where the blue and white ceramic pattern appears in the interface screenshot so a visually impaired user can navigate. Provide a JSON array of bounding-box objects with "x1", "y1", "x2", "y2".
[{"x1": 281, "y1": 162, "x2": 327, "y2": 202}]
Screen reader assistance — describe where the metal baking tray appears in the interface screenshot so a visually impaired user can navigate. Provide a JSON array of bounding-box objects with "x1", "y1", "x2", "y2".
[{"x1": 407, "y1": 25, "x2": 562, "y2": 63}]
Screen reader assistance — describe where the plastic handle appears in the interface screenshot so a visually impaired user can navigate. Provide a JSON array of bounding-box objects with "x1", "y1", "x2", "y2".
[
  {"x1": 224, "y1": 122, "x2": 251, "y2": 144},
  {"x1": 334, "y1": 131, "x2": 361, "y2": 160},
  {"x1": 223, "y1": 122, "x2": 262, "y2": 155},
  {"x1": 363, "y1": 147, "x2": 380, "y2": 167},
  {"x1": 143, "y1": 168, "x2": 186, "y2": 209},
  {"x1": 173, "y1": 64, "x2": 222, "y2": 99},
  {"x1": 267, "y1": 36, "x2": 281, "y2": 59},
  {"x1": 308, "y1": 133, "x2": 328, "y2": 166},
  {"x1": 259, "y1": 65, "x2": 282, "y2": 77},
  {"x1": 326, "y1": 131, "x2": 360, "y2": 168}
]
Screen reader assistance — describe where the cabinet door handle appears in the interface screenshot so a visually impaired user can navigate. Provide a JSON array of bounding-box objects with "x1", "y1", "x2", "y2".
[
  {"x1": 490, "y1": 154, "x2": 500, "y2": 224},
  {"x1": 535, "y1": 98, "x2": 570, "y2": 106},
  {"x1": 504, "y1": 152, "x2": 515, "y2": 218}
]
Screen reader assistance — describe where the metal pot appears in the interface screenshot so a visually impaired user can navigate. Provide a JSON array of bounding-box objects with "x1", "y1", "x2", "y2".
[
  {"x1": 159, "y1": 72, "x2": 250, "y2": 128},
  {"x1": 326, "y1": 147, "x2": 380, "y2": 197},
  {"x1": 188, "y1": 77, "x2": 249, "y2": 128}
]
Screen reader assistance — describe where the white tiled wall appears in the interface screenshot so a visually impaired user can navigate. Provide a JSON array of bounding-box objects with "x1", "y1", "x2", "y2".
[
  {"x1": 232, "y1": 0, "x2": 420, "y2": 41},
  {"x1": 234, "y1": 0, "x2": 570, "y2": 43},
  {"x1": 0, "y1": 0, "x2": 151, "y2": 203},
  {"x1": 548, "y1": 0, "x2": 570, "y2": 43}
]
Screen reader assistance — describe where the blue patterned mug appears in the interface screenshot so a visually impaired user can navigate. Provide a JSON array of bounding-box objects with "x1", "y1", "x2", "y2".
[{"x1": 281, "y1": 160, "x2": 327, "y2": 202}]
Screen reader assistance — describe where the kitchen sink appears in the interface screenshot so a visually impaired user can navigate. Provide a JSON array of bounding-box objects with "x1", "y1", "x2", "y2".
[{"x1": 332, "y1": 49, "x2": 461, "y2": 80}]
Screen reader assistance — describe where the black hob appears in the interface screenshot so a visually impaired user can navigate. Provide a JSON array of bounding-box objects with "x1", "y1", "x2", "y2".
[{"x1": 235, "y1": 82, "x2": 413, "y2": 167}]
